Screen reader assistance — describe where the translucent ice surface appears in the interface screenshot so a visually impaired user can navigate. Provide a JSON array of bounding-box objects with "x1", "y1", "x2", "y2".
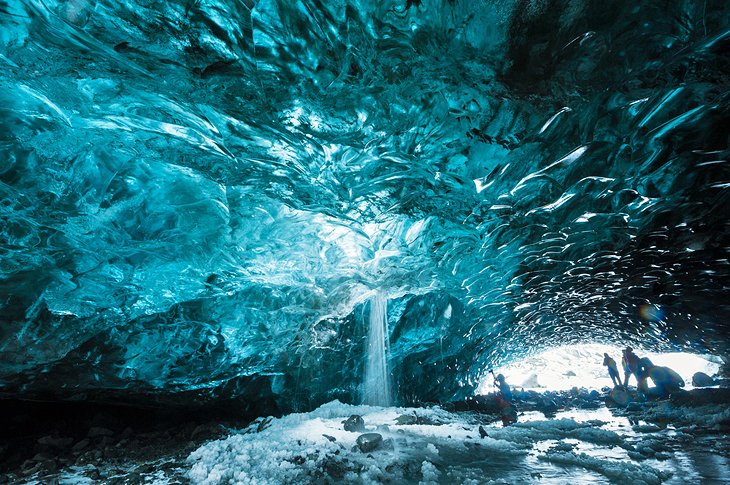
[{"x1": 0, "y1": 0, "x2": 729, "y2": 406}]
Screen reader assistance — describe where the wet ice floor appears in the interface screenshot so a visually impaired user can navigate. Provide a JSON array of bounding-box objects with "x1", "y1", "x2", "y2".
[
  {"x1": 518, "y1": 407, "x2": 730, "y2": 484},
  {"x1": 185, "y1": 400, "x2": 730, "y2": 485},
  {"x1": 14, "y1": 400, "x2": 730, "y2": 484}
]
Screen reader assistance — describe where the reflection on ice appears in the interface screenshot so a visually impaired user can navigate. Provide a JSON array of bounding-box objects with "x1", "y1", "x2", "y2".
[{"x1": 186, "y1": 398, "x2": 729, "y2": 484}]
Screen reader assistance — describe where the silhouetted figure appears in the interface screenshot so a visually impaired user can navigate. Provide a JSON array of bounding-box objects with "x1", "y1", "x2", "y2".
[
  {"x1": 636, "y1": 356, "x2": 654, "y2": 397},
  {"x1": 603, "y1": 353, "x2": 622, "y2": 388},
  {"x1": 621, "y1": 347, "x2": 640, "y2": 387},
  {"x1": 493, "y1": 372, "x2": 517, "y2": 426},
  {"x1": 648, "y1": 364, "x2": 685, "y2": 397},
  {"x1": 495, "y1": 373, "x2": 513, "y2": 401}
]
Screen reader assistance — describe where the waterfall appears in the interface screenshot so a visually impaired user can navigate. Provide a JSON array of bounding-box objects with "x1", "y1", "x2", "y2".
[{"x1": 363, "y1": 293, "x2": 391, "y2": 406}]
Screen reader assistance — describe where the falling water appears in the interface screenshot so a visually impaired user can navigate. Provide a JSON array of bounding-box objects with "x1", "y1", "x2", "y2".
[{"x1": 363, "y1": 293, "x2": 391, "y2": 406}]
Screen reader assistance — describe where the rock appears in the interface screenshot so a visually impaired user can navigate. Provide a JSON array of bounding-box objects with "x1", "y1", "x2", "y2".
[
  {"x1": 37, "y1": 435, "x2": 74, "y2": 449},
  {"x1": 478, "y1": 425, "x2": 488, "y2": 439},
  {"x1": 99, "y1": 436, "x2": 114, "y2": 448},
  {"x1": 87, "y1": 427, "x2": 114, "y2": 438},
  {"x1": 537, "y1": 398, "x2": 558, "y2": 416},
  {"x1": 356, "y1": 433, "x2": 383, "y2": 453},
  {"x1": 608, "y1": 388, "x2": 631, "y2": 407},
  {"x1": 342, "y1": 415, "x2": 365, "y2": 432},
  {"x1": 376, "y1": 424, "x2": 390, "y2": 433},
  {"x1": 322, "y1": 434, "x2": 337, "y2": 442},
  {"x1": 39, "y1": 459, "x2": 58, "y2": 473},
  {"x1": 72, "y1": 439, "x2": 90, "y2": 453},
  {"x1": 191, "y1": 423, "x2": 224, "y2": 441},
  {"x1": 692, "y1": 372, "x2": 715, "y2": 387},
  {"x1": 395, "y1": 414, "x2": 417, "y2": 425},
  {"x1": 322, "y1": 455, "x2": 347, "y2": 479},
  {"x1": 32, "y1": 452, "x2": 54, "y2": 462}
]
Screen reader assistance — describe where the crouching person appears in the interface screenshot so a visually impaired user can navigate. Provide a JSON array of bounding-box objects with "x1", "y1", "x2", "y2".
[{"x1": 649, "y1": 365, "x2": 685, "y2": 397}]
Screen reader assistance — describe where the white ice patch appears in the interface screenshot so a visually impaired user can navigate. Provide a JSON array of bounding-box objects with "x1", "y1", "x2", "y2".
[
  {"x1": 186, "y1": 401, "x2": 528, "y2": 484},
  {"x1": 186, "y1": 400, "x2": 724, "y2": 484},
  {"x1": 642, "y1": 402, "x2": 730, "y2": 429},
  {"x1": 538, "y1": 451, "x2": 672, "y2": 485}
]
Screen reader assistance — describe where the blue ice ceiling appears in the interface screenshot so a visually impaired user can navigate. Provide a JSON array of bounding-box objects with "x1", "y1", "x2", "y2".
[{"x1": 1, "y1": 0, "x2": 729, "y2": 410}]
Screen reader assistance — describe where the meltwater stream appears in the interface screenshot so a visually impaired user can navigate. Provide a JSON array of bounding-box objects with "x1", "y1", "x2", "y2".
[{"x1": 363, "y1": 293, "x2": 391, "y2": 407}]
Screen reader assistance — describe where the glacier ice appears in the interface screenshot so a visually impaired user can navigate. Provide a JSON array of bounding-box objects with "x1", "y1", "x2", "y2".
[{"x1": 0, "y1": 0, "x2": 729, "y2": 408}]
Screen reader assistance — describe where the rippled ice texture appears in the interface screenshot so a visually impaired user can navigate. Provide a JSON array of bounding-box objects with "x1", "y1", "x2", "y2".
[{"x1": 0, "y1": 0, "x2": 729, "y2": 406}]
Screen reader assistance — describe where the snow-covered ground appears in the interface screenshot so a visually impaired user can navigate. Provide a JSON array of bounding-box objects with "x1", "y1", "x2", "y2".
[
  {"x1": 185, "y1": 399, "x2": 730, "y2": 485},
  {"x1": 477, "y1": 344, "x2": 721, "y2": 393}
]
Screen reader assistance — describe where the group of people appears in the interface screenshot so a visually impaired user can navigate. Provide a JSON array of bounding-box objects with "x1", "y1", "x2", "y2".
[
  {"x1": 603, "y1": 347, "x2": 685, "y2": 398},
  {"x1": 490, "y1": 347, "x2": 684, "y2": 426},
  {"x1": 490, "y1": 346, "x2": 685, "y2": 427}
]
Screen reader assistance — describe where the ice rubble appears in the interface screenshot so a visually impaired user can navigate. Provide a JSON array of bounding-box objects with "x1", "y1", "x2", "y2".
[
  {"x1": 186, "y1": 400, "x2": 677, "y2": 485},
  {"x1": 537, "y1": 451, "x2": 671, "y2": 485}
]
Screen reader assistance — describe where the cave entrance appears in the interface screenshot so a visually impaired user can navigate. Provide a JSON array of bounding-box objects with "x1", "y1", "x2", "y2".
[{"x1": 477, "y1": 344, "x2": 721, "y2": 393}]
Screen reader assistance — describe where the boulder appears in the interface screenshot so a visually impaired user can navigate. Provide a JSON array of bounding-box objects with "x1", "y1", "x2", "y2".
[
  {"x1": 342, "y1": 415, "x2": 365, "y2": 432},
  {"x1": 395, "y1": 414, "x2": 417, "y2": 425},
  {"x1": 356, "y1": 433, "x2": 383, "y2": 453},
  {"x1": 37, "y1": 435, "x2": 74, "y2": 449},
  {"x1": 87, "y1": 427, "x2": 114, "y2": 438},
  {"x1": 72, "y1": 439, "x2": 90, "y2": 453},
  {"x1": 692, "y1": 372, "x2": 715, "y2": 387}
]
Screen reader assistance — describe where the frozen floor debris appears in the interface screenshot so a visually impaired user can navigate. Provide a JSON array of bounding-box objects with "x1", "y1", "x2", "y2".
[
  {"x1": 185, "y1": 400, "x2": 729, "y2": 484},
  {"x1": 3, "y1": 393, "x2": 729, "y2": 484}
]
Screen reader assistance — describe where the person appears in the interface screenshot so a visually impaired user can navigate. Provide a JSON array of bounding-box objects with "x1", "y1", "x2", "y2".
[
  {"x1": 648, "y1": 364, "x2": 685, "y2": 397},
  {"x1": 621, "y1": 347, "x2": 640, "y2": 387},
  {"x1": 495, "y1": 373, "x2": 513, "y2": 401},
  {"x1": 603, "y1": 353, "x2": 622, "y2": 388},
  {"x1": 494, "y1": 373, "x2": 517, "y2": 426},
  {"x1": 636, "y1": 356, "x2": 654, "y2": 397}
]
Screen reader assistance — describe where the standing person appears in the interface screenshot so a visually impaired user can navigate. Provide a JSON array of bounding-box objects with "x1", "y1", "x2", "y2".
[
  {"x1": 603, "y1": 353, "x2": 622, "y2": 388},
  {"x1": 622, "y1": 347, "x2": 640, "y2": 387},
  {"x1": 493, "y1": 373, "x2": 518, "y2": 426},
  {"x1": 636, "y1": 357, "x2": 654, "y2": 398}
]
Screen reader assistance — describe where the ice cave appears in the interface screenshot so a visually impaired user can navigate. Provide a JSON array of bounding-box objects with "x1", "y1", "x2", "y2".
[{"x1": 1, "y1": 0, "x2": 729, "y2": 483}]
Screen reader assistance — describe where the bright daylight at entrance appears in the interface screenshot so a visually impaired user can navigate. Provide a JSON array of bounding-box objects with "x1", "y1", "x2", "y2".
[{"x1": 1, "y1": 0, "x2": 729, "y2": 483}]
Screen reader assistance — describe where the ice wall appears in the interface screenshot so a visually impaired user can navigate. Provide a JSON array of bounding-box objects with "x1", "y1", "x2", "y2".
[{"x1": 0, "y1": 0, "x2": 728, "y2": 408}]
